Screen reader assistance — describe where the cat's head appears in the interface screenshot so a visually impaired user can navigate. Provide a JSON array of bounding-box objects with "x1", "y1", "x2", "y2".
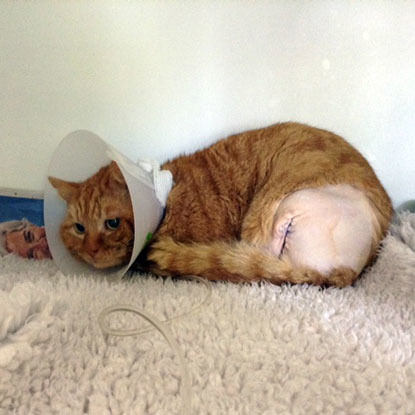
[{"x1": 48, "y1": 161, "x2": 134, "y2": 269}]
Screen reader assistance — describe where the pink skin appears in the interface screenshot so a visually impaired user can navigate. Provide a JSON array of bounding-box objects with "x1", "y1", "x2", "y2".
[
  {"x1": 5, "y1": 225, "x2": 52, "y2": 260},
  {"x1": 269, "y1": 185, "x2": 375, "y2": 275}
]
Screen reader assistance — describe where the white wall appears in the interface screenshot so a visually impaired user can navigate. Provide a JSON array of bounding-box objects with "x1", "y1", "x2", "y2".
[{"x1": 1, "y1": 0, "x2": 414, "y2": 207}]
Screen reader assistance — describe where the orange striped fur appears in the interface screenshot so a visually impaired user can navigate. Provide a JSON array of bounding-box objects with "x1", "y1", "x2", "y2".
[
  {"x1": 49, "y1": 162, "x2": 134, "y2": 268},
  {"x1": 51, "y1": 122, "x2": 392, "y2": 286}
]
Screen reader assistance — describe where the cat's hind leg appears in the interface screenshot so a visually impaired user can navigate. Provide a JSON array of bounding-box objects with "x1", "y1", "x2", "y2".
[
  {"x1": 148, "y1": 185, "x2": 378, "y2": 287},
  {"x1": 268, "y1": 184, "x2": 378, "y2": 285}
]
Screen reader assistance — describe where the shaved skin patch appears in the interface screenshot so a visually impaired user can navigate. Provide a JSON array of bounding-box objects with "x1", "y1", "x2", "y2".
[{"x1": 269, "y1": 185, "x2": 376, "y2": 275}]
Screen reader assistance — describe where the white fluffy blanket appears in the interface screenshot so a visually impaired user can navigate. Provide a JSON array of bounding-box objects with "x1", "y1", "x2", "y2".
[{"x1": 1, "y1": 213, "x2": 415, "y2": 415}]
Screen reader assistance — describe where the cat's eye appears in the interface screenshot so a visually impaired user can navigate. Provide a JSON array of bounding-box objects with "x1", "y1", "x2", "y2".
[
  {"x1": 105, "y1": 218, "x2": 120, "y2": 230},
  {"x1": 74, "y1": 223, "x2": 85, "y2": 234}
]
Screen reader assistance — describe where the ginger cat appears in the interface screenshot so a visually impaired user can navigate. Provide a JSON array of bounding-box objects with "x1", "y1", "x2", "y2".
[{"x1": 49, "y1": 122, "x2": 392, "y2": 287}]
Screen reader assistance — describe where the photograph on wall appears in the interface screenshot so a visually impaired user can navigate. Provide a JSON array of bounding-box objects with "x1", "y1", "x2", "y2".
[{"x1": 0, "y1": 194, "x2": 51, "y2": 260}]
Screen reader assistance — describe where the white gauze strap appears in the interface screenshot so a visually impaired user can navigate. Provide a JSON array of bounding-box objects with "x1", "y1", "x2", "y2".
[
  {"x1": 106, "y1": 148, "x2": 173, "y2": 207},
  {"x1": 136, "y1": 159, "x2": 173, "y2": 207}
]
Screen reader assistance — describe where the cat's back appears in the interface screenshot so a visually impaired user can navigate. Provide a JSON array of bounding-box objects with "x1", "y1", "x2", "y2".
[
  {"x1": 164, "y1": 121, "x2": 381, "y2": 190},
  {"x1": 159, "y1": 122, "x2": 391, "y2": 242},
  {"x1": 159, "y1": 124, "x2": 285, "y2": 241}
]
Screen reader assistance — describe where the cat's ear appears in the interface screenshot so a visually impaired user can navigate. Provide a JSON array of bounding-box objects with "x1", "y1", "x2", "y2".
[
  {"x1": 48, "y1": 177, "x2": 79, "y2": 202},
  {"x1": 108, "y1": 161, "x2": 126, "y2": 186}
]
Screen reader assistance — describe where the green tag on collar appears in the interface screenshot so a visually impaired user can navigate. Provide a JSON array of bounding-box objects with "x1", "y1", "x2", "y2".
[{"x1": 142, "y1": 232, "x2": 153, "y2": 249}]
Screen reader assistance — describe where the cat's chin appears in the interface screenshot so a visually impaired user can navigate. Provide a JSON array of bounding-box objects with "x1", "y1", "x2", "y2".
[{"x1": 79, "y1": 256, "x2": 126, "y2": 270}]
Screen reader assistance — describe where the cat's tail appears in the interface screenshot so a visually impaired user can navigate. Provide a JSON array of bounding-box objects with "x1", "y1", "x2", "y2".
[{"x1": 147, "y1": 238, "x2": 357, "y2": 288}]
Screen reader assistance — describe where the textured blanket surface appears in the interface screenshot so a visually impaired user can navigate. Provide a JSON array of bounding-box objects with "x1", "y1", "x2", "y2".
[{"x1": 1, "y1": 213, "x2": 415, "y2": 415}]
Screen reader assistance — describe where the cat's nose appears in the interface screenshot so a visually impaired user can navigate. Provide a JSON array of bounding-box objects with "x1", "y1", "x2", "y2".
[{"x1": 84, "y1": 234, "x2": 102, "y2": 258}]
